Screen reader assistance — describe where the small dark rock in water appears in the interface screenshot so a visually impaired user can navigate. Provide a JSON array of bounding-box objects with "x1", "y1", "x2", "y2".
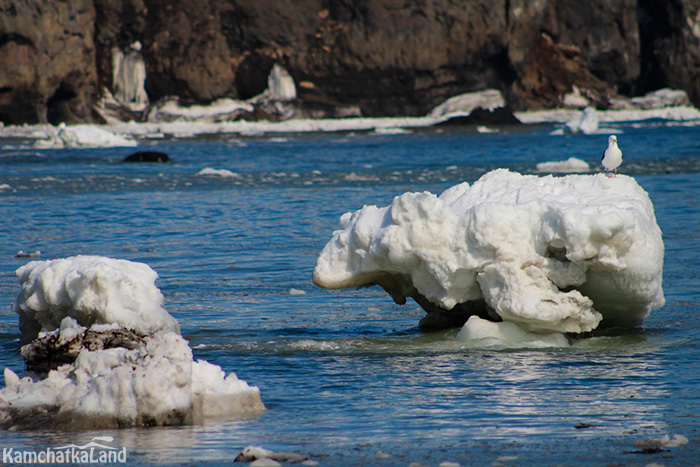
[
  {"x1": 124, "y1": 151, "x2": 170, "y2": 163},
  {"x1": 629, "y1": 447, "x2": 670, "y2": 454},
  {"x1": 574, "y1": 423, "x2": 601, "y2": 429}
]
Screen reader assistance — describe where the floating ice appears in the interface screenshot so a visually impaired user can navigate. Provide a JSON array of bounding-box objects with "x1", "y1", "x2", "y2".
[
  {"x1": 235, "y1": 446, "x2": 309, "y2": 463},
  {"x1": 536, "y1": 157, "x2": 590, "y2": 173},
  {"x1": 34, "y1": 124, "x2": 138, "y2": 148},
  {"x1": 197, "y1": 167, "x2": 239, "y2": 178},
  {"x1": 2, "y1": 256, "x2": 264, "y2": 429},
  {"x1": 458, "y1": 316, "x2": 570, "y2": 347},
  {"x1": 13, "y1": 255, "x2": 180, "y2": 342},
  {"x1": 564, "y1": 106, "x2": 599, "y2": 134},
  {"x1": 313, "y1": 170, "x2": 665, "y2": 341}
]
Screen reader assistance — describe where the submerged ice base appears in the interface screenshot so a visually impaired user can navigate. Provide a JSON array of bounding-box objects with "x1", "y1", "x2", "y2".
[
  {"x1": 313, "y1": 170, "x2": 665, "y2": 341},
  {"x1": 1, "y1": 256, "x2": 264, "y2": 430}
]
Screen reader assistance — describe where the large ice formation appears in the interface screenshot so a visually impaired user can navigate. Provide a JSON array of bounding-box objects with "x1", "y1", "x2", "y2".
[
  {"x1": 1, "y1": 256, "x2": 264, "y2": 430},
  {"x1": 313, "y1": 170, "x2": 665, "y2": 342}
]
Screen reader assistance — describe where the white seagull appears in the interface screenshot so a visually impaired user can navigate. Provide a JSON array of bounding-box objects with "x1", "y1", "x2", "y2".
[{"x1": 602, "y1": 135, "x2": 623, "y2": 177}]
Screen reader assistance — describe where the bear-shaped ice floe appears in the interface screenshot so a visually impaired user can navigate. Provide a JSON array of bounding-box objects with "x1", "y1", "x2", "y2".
[
  {"x1": 1, "y1": 256, "x2": 264, "y2": 430},
  {"x1": 313, "y1": 169, "x2": 665, "y2": 340}
]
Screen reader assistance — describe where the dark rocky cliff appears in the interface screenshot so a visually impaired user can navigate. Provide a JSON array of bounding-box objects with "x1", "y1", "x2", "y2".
[{"x1": 1, "y1": 0, "x2": 699, "y2": 125}]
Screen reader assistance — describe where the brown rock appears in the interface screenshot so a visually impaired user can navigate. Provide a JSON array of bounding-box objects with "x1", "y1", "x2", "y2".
[
  {"x1": 512, "y1": 33, "x2": 616, "y2": 109},
  {"x1": 0, "y1": 0, "x2": 98, "y2": 124},
  {"x1": 3, "y1": 0, "x2": 700, "y2": 124}
]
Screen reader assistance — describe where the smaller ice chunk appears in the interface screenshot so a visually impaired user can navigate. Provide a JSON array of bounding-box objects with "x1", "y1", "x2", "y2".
[
  {"x1": 564, "y1": 107, "x2": 599, "y2": 134},
  {"x1": 235, "y1": 446, "x2": 308, "y2": 463},
  {"x1": 536, "y1": 157, "x2": 590, "y2": 173},
  {"x1": 196, "y1": 167, "x2": 239, "y2": 178},
  {"x1": 35, "y1": 124, "x2": 138, "y2": 148},
  {"x1": 457, "y1": 316, "x2": 570, "y2": 348}
]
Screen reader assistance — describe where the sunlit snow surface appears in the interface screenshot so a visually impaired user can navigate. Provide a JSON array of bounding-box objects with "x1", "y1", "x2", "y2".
[
  {"x1": 0, "y1": 121, "x2": 698, "y2": 464},
  {"x1": 314, "y1": 169, "x2": 665, "y2": 344},
  {"x1": 1, "y1": 256, "x2": 264, "y2": 430}
]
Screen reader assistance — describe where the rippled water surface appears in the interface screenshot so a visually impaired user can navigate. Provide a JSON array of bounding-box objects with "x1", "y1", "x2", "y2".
[{"x1": 1, "y1": 124, "x2": 700, "y2": 465}]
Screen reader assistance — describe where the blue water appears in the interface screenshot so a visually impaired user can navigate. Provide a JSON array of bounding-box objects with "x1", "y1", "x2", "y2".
[{"x1": 1, "y1": 124, "x2": 700, "y2": 465}]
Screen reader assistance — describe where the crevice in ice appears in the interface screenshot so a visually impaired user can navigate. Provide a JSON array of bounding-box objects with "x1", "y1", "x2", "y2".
[{"x1": 545, "y1": 243, "x2": 570, "y2": 262}]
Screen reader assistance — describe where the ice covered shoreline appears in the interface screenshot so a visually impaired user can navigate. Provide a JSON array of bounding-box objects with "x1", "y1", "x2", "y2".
[{"x1": 1, "y1": 88, "x2": 700, "y2": 148}]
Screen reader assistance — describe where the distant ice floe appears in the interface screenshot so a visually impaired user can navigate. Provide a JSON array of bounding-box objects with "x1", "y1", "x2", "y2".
[
  {"x1": 196, "y1": 167, "x2": 240, "y2": 178},
  {"x1": 313, "y1": 169, "x2": 665, "y2": 347},
  {"x1": 564, "y1": 106, "x2": 599, "y2": 134},
  {"x1": 536, "y1": 157, "x2": 590, "y2": 173},
  {"x1": 1, "y1": 255, "x2": 264, "y2": 430},
  {"x1": 33, "y1": 123, "x2": 138, "y2": 149}
]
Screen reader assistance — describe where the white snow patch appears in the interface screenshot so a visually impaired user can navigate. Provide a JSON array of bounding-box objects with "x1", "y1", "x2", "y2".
[
  {"x1": 149, "y1": 98, "x2": 253, "y2": 123},
  {"x1": 34, "y1": 124, "x2": 137, "y2": 148},
  {"x1": 313, "y1": 170, "x2": 664, "y2": 338},
  {"x1": 13, "y1": 255, "x2": 179, "y2": 341},
  {"x1": 564, "y1": 106, "x2": 599, "y2": 134},
  {"x1": 428, "y1": 89, "x2": 505, "y2": 119},
  {"x1": 536, "y1": 157, "x2": 590, "y2": 173},
  {"x1": 196, "y1": 167, "x2": 239, "y2": 178},
  {"x1": 630, "y1": 88, "x2": 691, "y2": 109},
  {"x1": 457, "y1": 316, "x2": 570, "y2": 348}
]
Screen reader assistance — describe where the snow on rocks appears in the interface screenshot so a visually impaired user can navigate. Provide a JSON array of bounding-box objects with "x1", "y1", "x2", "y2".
[
  {"x1": 313, "y1": 169, "x2": 665, "y2": 343},
  {"x1": 428, "y1": 89, "x2": 506, "y2": 119},
  {"x1": 34, "y1": 123, "x2": 138, "y2": 148},
  {"x1": 1, "y1": 256, "x2": 264, "y2": 430}
]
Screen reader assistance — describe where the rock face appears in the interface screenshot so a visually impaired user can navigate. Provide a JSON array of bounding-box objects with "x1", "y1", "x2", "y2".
[
  {"x1": 1, "y1": 0, "x2": 700, "y2": 124},
  {"x1": 0, "y1": 0, "x2": 98, "y2": 124}
]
